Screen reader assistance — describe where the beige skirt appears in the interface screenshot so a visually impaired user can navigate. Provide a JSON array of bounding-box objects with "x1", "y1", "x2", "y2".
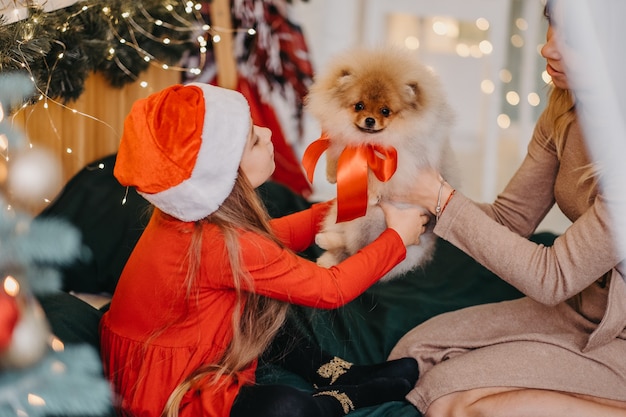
[{"x1": 388, "y1": 293, "x2": 626, "y2": 412}]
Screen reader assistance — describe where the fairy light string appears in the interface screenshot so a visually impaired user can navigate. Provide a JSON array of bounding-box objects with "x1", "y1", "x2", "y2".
[{"x1": 1, "y1": 0, "x2": 258, "y2": 109}]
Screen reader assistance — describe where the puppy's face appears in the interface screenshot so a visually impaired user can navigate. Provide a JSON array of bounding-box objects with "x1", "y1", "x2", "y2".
[
  {"x1": 352, "y1": 94, "x2": 393, "y2": 133},
  {"x1": 332, "y1": 69, "x2": 422, "y2": 136}
]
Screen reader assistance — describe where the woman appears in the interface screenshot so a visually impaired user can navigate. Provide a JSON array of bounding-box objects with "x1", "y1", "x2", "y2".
[
  {"x1": 388, "y1": 5, "x2": 626, "y2": 417},
  {"x1": 100, "y1": 82, "x2": 424, "y2": 417}
]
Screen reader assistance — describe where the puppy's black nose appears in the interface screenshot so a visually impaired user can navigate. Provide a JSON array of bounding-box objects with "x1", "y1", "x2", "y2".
[{"x1": 365, "y1": 117, "x2": 376, "y2": 128}]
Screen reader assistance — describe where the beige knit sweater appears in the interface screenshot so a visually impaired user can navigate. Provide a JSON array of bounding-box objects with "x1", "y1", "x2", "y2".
[{"x1": 390, "y1": 111, "x2": 626, "y2": 411}]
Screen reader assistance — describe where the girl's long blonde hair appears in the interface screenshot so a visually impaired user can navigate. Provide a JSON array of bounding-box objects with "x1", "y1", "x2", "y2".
[{"x1": 162, "y1": 170, "x2": 289, "y2": 417}]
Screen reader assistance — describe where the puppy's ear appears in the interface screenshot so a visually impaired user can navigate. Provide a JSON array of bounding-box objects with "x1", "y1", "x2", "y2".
[
  {"x1": 334, "y1": 68, "x2": 354, "y2": 92},
  {"x1": 404, "y1": 82, "x2": 425, "y2": 110}
]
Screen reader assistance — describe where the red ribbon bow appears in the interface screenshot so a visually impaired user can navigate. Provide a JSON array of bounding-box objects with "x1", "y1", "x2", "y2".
[{"x1": 302, "y1": 135, "x2": 398, "y2": 222}]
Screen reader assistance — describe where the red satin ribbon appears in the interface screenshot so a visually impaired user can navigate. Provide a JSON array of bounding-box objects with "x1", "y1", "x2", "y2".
[{"x1": 302, "y1": 136, "x2": 398, "y2": 222}]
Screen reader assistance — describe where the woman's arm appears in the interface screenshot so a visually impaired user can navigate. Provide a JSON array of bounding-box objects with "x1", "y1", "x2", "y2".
[
  {"x1": 433, "y1": 120, "x2": 620, "y2": 304},
  {"x1": 435, "y1": 192, "x2": 620, "y2": 305},
  {"x1": 418, "y1": 114, "x2": 559, "y2": 237},
  {"x1": 475, "y1": 116, "x2": 559, "y2": 237},
  {"x1": 403, "y1": 115, "x2": 622, "y2": 304}
]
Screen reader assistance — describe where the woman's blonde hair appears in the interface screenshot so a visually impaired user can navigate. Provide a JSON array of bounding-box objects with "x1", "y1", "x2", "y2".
[
  {"x1": 543, "y1": 71, "x2": 599, "y2": 193},
  {"x1": 543, "y1": 86, "x2": 576, "y2": 159},
  {"x1": 542, "y1": 5, "x2": 597, "y2": 189},
  {"x1": 162, "y1": 169, "x2": 289, "y2": 417}
]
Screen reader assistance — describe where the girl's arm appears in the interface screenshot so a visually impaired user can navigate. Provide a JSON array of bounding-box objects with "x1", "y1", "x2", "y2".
[
  {"x1": 239, "y1": 227, "x2": 407, "y2": 309},
  {"x1": 269, "y1": 201, "x2": 333, "y2": 252}
]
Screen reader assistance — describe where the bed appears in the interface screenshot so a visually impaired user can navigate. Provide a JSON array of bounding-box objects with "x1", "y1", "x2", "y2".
[{"x1": 37, "y1": 153, "x2": 556, "y2": 416}]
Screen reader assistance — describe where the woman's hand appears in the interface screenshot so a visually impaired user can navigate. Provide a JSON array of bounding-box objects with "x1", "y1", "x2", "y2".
[
  {"x1": 389, "y1": 167, "x2": 455, "y2": 216},
  {"x1": 379, "y1": 202, "x2": 431, "y2": 246}
]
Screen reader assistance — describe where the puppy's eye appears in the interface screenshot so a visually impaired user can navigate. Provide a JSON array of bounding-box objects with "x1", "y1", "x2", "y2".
[
  {"x1": 380, "y1": 107, "x2": 391, "y2": 117},
  {"x1": 354, "y1": 102, "x2": 365, "y2": 111}
]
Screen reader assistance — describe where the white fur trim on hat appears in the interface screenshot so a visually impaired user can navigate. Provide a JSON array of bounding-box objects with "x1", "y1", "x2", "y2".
[{"x1": 140, "y1": 83, "x2": 251, "y2": 221}]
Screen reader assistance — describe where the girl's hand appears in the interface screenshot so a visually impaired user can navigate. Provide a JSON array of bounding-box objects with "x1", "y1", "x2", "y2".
[{"x1": 379, "y1": 202, "x2": 430, "y2": 246}]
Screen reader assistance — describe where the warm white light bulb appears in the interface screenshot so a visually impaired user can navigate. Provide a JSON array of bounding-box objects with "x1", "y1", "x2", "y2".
[{"x1": 497, "y1": 114, "x2": 511, "y2": 129}]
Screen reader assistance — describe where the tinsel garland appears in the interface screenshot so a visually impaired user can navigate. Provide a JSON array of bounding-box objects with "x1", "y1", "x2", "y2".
[
  {"x1": 0, "y1": 0, "x2": 309, "y2": 108},
  {"x1": 0, "y1": 0, "x2": 244, "y2": 104}
]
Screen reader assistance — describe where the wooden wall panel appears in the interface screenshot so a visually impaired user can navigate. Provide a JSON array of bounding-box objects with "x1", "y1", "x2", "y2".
[{"x1": 11, "y1": 66, "x2": 180, "y2": 213}]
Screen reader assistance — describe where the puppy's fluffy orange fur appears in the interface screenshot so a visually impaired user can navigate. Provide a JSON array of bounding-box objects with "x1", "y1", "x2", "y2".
[{"x1": 306, "y1": 47, "x2": 457, "y2": 281}]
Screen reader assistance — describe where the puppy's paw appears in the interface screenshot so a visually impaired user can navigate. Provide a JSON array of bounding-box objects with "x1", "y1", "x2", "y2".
[
  {"x1": 317, "y1": 251, "x2": 341, "y2": 268},
  {"x1": 315, "y1": 231, "x2": 346, "y2": 251}
]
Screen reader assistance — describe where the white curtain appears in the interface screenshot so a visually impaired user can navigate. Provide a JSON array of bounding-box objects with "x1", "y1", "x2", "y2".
[{"x1": 552, "y1": 0, "x2": 626, "y2": 261}]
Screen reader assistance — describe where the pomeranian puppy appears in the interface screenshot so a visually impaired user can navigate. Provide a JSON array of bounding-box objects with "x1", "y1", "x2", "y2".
[{"x1": 303, "y1": 47, "x2": 457, "y2": 281}]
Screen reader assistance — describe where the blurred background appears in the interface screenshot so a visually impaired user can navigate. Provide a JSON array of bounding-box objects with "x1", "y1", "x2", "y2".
[
  {"x1": 2, "y1": 0, "x2": 571, "y2": 233},
  {"x1": 289, "y1": 0, "x2": 570, "y2": 233}
]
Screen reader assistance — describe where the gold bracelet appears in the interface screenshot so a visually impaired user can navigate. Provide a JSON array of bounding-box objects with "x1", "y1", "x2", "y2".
[{"x1": 435, "y1": 178, "x2": 445, "y2": 222}]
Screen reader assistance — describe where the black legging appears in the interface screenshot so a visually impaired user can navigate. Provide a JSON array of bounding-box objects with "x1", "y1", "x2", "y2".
[
  {"x1": 231, "y1": 384, "x2": 340, "y2": 417},
  {"x1": 229, "y1": 312, "x2": 418, "y2": 417},
  {"x1": 259, "y1": 311, "x2": 332, "y2": 384},
  {"x1": 230, "y1": 315, "x2": 346, "y2": 417}
]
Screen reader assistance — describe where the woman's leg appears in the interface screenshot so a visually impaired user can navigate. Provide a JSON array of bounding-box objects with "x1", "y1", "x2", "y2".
[{"x1": 426, "y1": 387, "x2": 626, "y2": 417}]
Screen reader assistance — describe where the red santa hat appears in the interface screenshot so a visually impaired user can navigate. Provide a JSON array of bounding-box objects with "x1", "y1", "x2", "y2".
[{"x1": 114, "y1": 83, "x2": 251, "y2": 222}]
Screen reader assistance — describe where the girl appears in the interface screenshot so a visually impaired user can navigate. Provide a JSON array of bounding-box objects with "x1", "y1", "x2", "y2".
[
  {"x1": 388, "y1": 4, "x2": 626, "y2": 417},
  {"x1": 100, "y1": 82, "x2": 425, "y2": 417}
]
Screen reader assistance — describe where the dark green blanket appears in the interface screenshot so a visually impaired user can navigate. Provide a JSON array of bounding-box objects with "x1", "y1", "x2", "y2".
[
  {"x1": 38, "y1": 153, "x2": 555, "y2": 417},
  {"x1": 255, "y1": 233, "x2": 558, "y2": 417}
]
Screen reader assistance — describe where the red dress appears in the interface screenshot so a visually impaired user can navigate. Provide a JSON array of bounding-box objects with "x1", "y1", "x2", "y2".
[{"x1": 99, "y1": 202, "x2": 406, "y2": 417}]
